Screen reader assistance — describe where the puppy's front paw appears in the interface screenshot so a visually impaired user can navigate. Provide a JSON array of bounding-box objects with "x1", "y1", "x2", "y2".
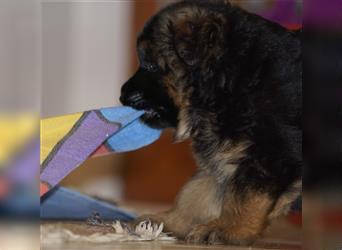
[
  {"x1": 185, "y1": 224, "x2": 222, "y2": 245},
  {"x1": 185, "y1": 222, "x2": 259, "y2": 246}
]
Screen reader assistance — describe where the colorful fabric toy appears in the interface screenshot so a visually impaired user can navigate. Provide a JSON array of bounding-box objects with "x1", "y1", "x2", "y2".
[
  {"x1": 41, "y1": 187, "x2": 135, "y2": 221},
  {"x1": 40, "y1": 106, "x2": 161, "y2": 197}
]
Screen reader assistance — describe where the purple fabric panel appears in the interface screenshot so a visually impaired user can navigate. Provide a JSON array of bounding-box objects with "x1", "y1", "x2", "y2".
[
  {"x1": 9, "y1": 138, "x2": 39, "y2": 183},
  {"x1": 40, "y1": 111, "x2": 120, "y2": 187}
]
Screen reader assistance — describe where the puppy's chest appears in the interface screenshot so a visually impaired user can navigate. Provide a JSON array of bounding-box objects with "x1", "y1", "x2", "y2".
[{"x1": 192, "y1": 134, "x2": 251, "y2": 181}]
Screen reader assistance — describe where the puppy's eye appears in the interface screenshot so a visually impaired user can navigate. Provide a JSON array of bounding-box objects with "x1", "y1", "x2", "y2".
[{"x1": 145, "y1": 63, "x2": 159, "y2": 72}]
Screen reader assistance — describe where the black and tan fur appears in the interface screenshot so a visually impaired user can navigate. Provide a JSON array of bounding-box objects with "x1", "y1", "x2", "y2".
[{"x1": 120, "y1": 0, "x2": 302, "y2": 245}]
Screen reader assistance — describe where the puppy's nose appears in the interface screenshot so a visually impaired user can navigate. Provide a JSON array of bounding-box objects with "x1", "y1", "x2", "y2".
[{"x1": 120, "y1": 91, "x2": 146, "y2": 108}]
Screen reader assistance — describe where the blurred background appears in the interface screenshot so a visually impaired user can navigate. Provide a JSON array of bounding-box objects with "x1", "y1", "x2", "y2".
[{"x1": 1, "y1": 0, "x2": 342, "y2": 249}]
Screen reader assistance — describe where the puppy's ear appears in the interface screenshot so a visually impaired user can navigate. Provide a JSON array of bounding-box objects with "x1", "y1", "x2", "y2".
[
  {"x1": 183, "y1": 0, "x2": 231, "y2": 6},
  {"x1": 172, "y1": 15, "x2": 226, "y2": 66},
  {"x1": 207, "y1": 0, "x2": 231, "y2": 6}
]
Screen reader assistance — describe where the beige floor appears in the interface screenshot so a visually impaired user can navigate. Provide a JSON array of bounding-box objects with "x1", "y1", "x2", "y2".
[
  {"x1": 41, "y1": 202, "x2": 301, "y2": 250},
  {"x1": 41, "y1": 218, "x2": 301, "y2": 250},
  {"x1": 42, "y1": 242, "x2": 299, "y2": 250}
]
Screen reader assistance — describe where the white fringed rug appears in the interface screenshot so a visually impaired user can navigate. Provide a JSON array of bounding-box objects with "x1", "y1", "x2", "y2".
[{"x1": 41, "y1": 221, "x2": 176, "y2": 244}]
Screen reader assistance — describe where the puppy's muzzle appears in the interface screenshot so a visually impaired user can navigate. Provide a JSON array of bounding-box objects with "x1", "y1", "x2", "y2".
[{"x1": 120, "y1": 91, "x2": 147, "y2": 109}]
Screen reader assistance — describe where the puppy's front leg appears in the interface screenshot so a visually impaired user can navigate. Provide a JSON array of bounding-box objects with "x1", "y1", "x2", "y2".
[
  {"x1": 186, "y1": 188, "x2": 274, "y2": 245},
  {"x1": 131, "y1": 174, "x2": 223, "y2": 238},
  {"x1": 185, "y1": 157, "x2": 288, "y2": 245}
]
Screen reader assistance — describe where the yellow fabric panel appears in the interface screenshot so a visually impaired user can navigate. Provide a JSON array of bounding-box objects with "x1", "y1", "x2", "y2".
[
  {"x1": 0, "y1": 114, "x2": 38, "y2": 168},
  {"x1": 40, "y1": 113, "x2": 83, "y2": 164}
]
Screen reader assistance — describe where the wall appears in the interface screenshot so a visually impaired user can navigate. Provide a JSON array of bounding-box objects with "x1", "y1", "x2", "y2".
[
  {"x1": 42, "y1": 0, "x2": 133, "y2": 117},
  {"x1": 0, "y1": 0, "x2": 40, "y2": 112}
]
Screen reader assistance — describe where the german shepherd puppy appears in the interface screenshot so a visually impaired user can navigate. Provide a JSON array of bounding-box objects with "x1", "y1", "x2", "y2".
[{"x1": 120, "y1": 0, "x2": 302, "y2": 245}]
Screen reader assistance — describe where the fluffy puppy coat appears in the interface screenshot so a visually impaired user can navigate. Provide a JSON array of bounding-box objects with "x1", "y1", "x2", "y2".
[{"x1": 120, "y1": 0, "x2": 302, "y2": 245}]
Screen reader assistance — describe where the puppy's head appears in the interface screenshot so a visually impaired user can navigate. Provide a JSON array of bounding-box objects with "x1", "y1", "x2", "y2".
[{"x1": 120, "y1": 0, "x2": 230, "y2": 135}]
